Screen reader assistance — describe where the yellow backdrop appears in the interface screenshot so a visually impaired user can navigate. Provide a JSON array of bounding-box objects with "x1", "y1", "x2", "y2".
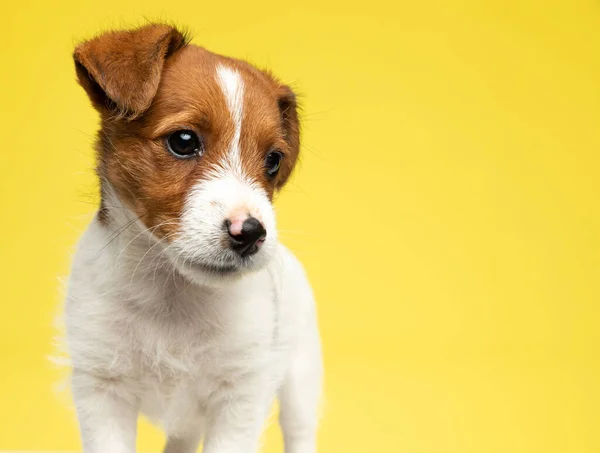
[{"x1": 1, "y1": 0, "x2": 599, "y2": 452}]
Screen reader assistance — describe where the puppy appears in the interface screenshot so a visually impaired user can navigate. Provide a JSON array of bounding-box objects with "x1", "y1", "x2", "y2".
[{"x1": 65, "y1": 24, "x2": 322, "y2": 453}]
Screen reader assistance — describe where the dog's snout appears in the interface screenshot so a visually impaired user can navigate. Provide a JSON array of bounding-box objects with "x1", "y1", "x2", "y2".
[{"x1": 225, "y1": 216, "x2": 266, "y2": 257}]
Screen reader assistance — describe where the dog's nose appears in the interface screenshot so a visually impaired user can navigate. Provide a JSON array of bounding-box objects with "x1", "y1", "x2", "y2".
[{"x1": 226, "y1": 216, "x2": 266, "y2": 257}]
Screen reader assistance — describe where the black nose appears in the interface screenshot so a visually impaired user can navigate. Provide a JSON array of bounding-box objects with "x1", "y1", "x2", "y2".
[{"x1": 227, "y1": 217, "x2": 267, "y2": 257}]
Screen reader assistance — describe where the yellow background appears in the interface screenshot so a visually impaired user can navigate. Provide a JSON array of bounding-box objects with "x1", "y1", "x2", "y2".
[{"x1": 1, "y1": 0, "x2": 599, "y2": 452}]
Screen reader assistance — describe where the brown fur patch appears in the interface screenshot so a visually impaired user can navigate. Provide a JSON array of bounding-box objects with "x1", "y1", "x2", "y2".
[{"x1": 75, "y1": 24, "x2": 300, "y2": 239}]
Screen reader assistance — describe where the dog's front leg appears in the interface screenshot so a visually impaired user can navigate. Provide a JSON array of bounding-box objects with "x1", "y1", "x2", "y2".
[
  {"x1": 202, "y1": 376, "x2": 272, "y2": 453},
  {"x1": 72, "y1": 370, "x2": 139, "y2": 453}
]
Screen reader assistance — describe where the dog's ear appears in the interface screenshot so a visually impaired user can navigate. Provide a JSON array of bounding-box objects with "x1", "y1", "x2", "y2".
[
  {"x1": 73, "y1": 24, "x2": 188, "y2": 119},
  {"x1": 275, "y1": 85, "x2": 300, "y2": 188}
]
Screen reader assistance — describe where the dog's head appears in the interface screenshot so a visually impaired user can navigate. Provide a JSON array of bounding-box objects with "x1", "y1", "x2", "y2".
[{"x1": 74, "y1": 24, "x2": 300, "y2": 285}]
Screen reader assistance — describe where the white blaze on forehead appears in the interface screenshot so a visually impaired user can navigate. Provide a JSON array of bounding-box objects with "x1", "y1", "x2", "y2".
[{"x1": 216, "y1": 65, "x2": 245, "y2": 174}]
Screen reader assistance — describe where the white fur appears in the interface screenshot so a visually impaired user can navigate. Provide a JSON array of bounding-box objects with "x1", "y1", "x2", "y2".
[
  {"x1": 169, "y1": 173, "x2": 277, "y2": 287},
  {"x1": 65, "y1": 185, "x2": 323, "y2": 453},
  {"x1": 65, "y1": 62, "x2": 322, "y2": 453},
  {"x1": 216, "y1": 65, "x2": 245, "y2": 175}
]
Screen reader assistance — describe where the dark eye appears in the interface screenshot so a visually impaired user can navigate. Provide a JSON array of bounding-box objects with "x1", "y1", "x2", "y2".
[
  {"x1": 166, "y1": 130, "x2": 203, "y2": 158},
  {"x1": 265, "y1": 151, "x2": 283, "y2": 177}
]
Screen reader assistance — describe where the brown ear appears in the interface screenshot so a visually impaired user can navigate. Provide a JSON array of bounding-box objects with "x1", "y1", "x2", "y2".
[
  {"x1": 276, "y1": 85, "x2": 300, "y2": 188},
  {"x1": 73, "y1": 24, "x2": 188, "y2": 119}
]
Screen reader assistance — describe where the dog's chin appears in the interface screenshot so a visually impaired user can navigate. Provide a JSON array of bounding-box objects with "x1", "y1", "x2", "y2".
[{"x1": 170, "y1": 250, "x2": 272, "y2": 288}]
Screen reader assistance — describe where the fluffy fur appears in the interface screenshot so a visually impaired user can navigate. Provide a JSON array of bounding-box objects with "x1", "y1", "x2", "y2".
[{"x1": 65, "y1": 23, "x2": 322, "y2": 453}]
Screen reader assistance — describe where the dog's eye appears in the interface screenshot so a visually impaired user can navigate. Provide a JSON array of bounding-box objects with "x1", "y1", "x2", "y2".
[
  {"x1": 265, "y1": 151, "x2": 283, "y2": 177},
  {"x1": 166, "y1": 130, "x2": 203, "y2": 158}
]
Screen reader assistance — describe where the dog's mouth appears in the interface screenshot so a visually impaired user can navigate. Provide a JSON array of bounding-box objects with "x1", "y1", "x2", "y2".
[
  {"x1": 183, "y1": 259, "x2": 239, "y2": 275},
  {"x1": 166, "y1": 239, "x2": 273, "y2": 285}
]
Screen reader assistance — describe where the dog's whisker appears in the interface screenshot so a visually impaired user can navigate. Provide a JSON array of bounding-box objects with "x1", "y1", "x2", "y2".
[
  {"x1": 128, "y1": 229, "x2": 180, "y2": 288},
  {"x1": 115, "y1": 220, "x2": 179, "y2": 267},
  {"x1": 95, "y1": 214, "x2": 146, "y2": 256}
]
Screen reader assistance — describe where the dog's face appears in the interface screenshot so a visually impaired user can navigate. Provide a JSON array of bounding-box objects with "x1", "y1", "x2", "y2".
[{"x1": 74, "y1": 24, "x2": 300, "y2": 284}]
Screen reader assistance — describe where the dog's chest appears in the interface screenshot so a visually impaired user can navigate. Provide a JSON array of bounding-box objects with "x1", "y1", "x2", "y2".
[
  {"x1": 125, "y1": 280, "x2": 288, "y2": 429},
  {"x1": 126, "y1": 279, "x2": 279, "y2": 378}
]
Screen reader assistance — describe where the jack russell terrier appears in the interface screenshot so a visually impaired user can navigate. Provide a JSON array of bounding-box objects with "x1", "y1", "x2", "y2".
[{"x1": 65, "y1": 23, "x2": 323, "y2": 453}]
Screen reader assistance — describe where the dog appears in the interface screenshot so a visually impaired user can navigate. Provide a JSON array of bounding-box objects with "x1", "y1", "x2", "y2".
[{"x1": 65, "y1": 23, "x2": 323, "y2": 453}]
